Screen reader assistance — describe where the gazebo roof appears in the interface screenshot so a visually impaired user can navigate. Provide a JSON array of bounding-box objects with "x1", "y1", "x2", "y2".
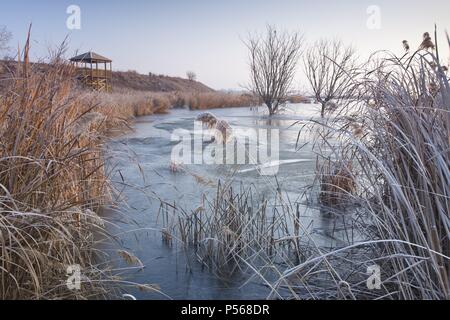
[{"x1": 70, "y1": 51, "x2": 112, "y2": 63}]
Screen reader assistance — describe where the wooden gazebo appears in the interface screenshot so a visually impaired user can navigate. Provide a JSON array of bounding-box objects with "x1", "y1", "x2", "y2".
[{"x1": 70, "y1": 52, "x2": 112, "y2": 92}]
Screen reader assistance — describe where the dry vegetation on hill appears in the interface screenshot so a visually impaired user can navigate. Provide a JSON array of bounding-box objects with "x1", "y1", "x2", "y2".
[
  {"x1": 112, "y1": 70, "x2": 214, "y2": 93},
  {"x1": 0, "y1": 60, "x2": 214, "y2": 94}
]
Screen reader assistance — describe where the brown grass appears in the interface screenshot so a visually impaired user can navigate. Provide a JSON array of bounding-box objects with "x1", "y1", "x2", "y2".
[
  {"x1": 0, "y1": 33, "x2": 147, "y2": 299},
  {"x1": 181, "y1": 92, "x2": 259, "y2": 110},
  {"x1": 319, "y1": 160, "x2": 356, "y2": 207},
  {"x1": 85, "y1": 91, "x2": 171, "y2": 128},
  {"x1": 79, "y1": 91, "x2": 259, "y2": 128},
  {"x1": 287, "y1": 94, "x2": 309, "y2": 104},
  {"x1": 0, "y1": 31, "x2": 260, "y2": 299}
]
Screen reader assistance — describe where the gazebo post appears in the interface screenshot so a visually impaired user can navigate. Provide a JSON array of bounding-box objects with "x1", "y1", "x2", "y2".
[
  {"x1": 95, "y1": 61, "x2": 99, "y2": 91},
  {"x1": 90, "y1": 62, "x2": 93, "y2": 88},
  {"x1": 104, "y1": 62, "x2": 108, "y2": 92},
  {"x1": 109, "y1": 62, "x2": 113, "y2": 92}
]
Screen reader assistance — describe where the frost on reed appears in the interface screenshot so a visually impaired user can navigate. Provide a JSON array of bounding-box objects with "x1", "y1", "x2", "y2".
[
  {"x1": 287, "y1": 41, "x2": 450, "y2": 299},
  {"x1": 159, "y1": 182, "x2": 313, "y2": 283},
  {"x1": 0, "y1": 36, "x2": 117, "y2": 299},
  {"x1": 161, "y1": 36, "x2": 449, "y2": 300}
]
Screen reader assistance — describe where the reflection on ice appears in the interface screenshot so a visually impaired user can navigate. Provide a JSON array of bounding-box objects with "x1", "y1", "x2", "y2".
[{"x1": 237, "y1": 159, "x2": 312, "y2": 173}]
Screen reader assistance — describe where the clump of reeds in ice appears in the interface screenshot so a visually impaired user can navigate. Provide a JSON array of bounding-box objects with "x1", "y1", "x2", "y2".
[{"x1": 196, "y1": 112, "x2": 233, "y2": 143}]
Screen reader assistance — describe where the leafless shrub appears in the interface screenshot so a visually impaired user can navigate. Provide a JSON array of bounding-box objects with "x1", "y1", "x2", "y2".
[
  {"x1": 186, "y1": 71, "x2": 197, "y2": 81},
  {"x1": 0, "y1": 25, "x2": 12, "y2": 55},
  {"x1": 245, "y1": 25, "x2": 304, "y2": 115},
  {"x1": 304, "y1": 39, "x2": 356, "y2": 117}
]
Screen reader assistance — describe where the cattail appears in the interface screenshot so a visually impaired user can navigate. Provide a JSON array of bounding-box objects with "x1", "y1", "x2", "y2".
[
  {"x1": 353, "y1": 125, "x2": 364, "y2": 137},
  {"x1": 137, "y1": 284, "x2": 161, "y2": 293},
  {"x1": 402, "y1": 40, "x2": 410, "y2": 52},
  {"x1": 190, "y1": 172, "x2": 214, "y2": 186},
  {"x1": 351, "y1": 123, "x2": 364, "y2": 137},
  {"x1": 354, "y1": 127, "x2": 363, "y2": 137},
  {"x1": 161, "y1": 229, "x2": 173, "y2": 245},
  {"x1": 196, "y1": 112, "x2": 233, "y2": 143},
  {"x1": 428, "y1": 82, "x2": 439, "y2": 95},
  {"x1": 169, "y1": 161, "x2": 182, "y2": 173},
  {"x1": 117, "y1": 250, "x2": 144, "y2": 267},
  {"x1": 419, "y1": 32, "x2": 435, "y2": 50},
  {"x1": 215, "y1": 119, "x2": 232, "y2": 143},
  {"x1": 196, "y1": 112, "x2": 218, "y2": 128}
]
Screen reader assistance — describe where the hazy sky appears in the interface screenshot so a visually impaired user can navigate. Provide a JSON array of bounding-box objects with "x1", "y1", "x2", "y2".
[{"x1": 1, "y1": 0, "x2": 449, "y2": 90}]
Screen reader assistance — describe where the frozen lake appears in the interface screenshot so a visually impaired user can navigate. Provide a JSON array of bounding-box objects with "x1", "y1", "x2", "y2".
[{"x1": 101, "y1": 103, "x2": 356, "y2": 299}]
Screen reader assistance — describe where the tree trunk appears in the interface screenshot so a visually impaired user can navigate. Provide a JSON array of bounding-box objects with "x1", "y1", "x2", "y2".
[
  {"x1": 321, "y1": 102, "x2": 326, "y2": 118},
  {"x1": 266, "y1": 102, "x2": 274, "y2": 115}
]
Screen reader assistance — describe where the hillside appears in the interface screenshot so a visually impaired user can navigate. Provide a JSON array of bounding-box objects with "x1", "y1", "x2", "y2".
[
  {"x1": 0, "y1": 60, "x2": 215, "y2": 93},
  {"x1": 112, "y1": 70, "x2": 214, "y2": 93}
]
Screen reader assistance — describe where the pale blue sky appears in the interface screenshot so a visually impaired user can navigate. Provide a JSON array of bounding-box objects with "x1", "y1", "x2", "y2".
[{"x1": 1, "y1": 0, "x2": 449, "y2": 90}]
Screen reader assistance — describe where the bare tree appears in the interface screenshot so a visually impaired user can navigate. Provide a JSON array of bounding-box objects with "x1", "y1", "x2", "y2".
[
  {"x1": 246, "y1": 25, "x2": 304, "y2": 115},
  {"x1": 0, "y1": 26, "x2": 12, "y2": 55},
  {"x1": 186, "y1": 71, "x2": 196, "y2": 81},
  {"x1": 304, "y1": 39, "x2": 356, "y2": 117}
]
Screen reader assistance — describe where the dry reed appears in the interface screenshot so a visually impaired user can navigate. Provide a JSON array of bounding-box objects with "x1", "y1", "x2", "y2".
[
  {"x1": 0, "y1": 31, "x2": 141, "y2": 300},
  {"x1": 278, "y1": 34, "x2": 450, "y2": 299}
]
